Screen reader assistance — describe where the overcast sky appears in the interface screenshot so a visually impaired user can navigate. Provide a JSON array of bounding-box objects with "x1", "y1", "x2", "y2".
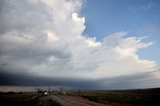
[{"x1": 0, "y1": 0, "x2": 160, "y2": 89}]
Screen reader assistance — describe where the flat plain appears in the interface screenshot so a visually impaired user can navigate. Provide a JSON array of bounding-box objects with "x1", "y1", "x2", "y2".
[{"x1": 0, "y1": 88, "x2": 160, "y2": 106}]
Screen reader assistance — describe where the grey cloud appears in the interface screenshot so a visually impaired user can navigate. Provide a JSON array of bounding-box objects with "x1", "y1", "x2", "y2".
[
  {"x1": 97, "y1": 70, "x2": 160, "y2": 89},
  {"x1": 0, "y1": 69, "x2": 159, "y2": 89},
  {"x1": 0, "y1": 0, "x2": 53, "y2": 32}
]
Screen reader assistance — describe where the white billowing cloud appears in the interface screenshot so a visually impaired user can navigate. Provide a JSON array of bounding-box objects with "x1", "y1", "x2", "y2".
[
  {"x1": 85, "y1": 37, "x2": 101, "y2": 47},
  {"x1": 92, "y1": 32, "x2": 156, "y2": 78},
  {"x1": 0, "y1": 0, "x2": 157, "y2": 79}
]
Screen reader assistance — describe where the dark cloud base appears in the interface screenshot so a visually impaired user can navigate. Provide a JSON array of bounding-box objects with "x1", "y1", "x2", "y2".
[
  {"x1": 0, "y1": 70, "x2": 159, "y2": 90},
  {"x1": 0, "y1": 71, "x2": 99, "y2": 89}
]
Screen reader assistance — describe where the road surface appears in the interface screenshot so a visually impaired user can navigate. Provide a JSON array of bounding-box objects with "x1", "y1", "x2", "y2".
[{"x1": 42, "y1": 94, "x2": 109, "y2": 106}]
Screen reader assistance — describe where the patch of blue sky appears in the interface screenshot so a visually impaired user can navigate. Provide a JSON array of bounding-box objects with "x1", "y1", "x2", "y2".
[{"x1": 82, "y1": 0, "x2": 160, "y2": 67}]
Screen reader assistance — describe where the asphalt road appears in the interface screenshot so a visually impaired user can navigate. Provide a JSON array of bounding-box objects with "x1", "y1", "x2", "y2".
[{"x1": 42, "y1": 94, "x2": 107, "y2": 106}]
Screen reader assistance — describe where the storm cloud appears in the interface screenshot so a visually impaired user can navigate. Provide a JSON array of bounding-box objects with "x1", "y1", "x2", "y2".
[{"x1": 0, "y1": 0, "x2": 159, "y2": 89}]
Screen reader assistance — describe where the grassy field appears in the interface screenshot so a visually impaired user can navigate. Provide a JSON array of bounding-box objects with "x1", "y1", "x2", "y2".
[{"x1": 66, "y1": 88, "x2": 160, "y2": 106}]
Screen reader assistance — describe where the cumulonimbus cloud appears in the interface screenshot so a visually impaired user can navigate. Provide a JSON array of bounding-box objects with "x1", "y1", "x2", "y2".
[{"x1": 0, "y1": 0, "x2": 157, "y2": 80}]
